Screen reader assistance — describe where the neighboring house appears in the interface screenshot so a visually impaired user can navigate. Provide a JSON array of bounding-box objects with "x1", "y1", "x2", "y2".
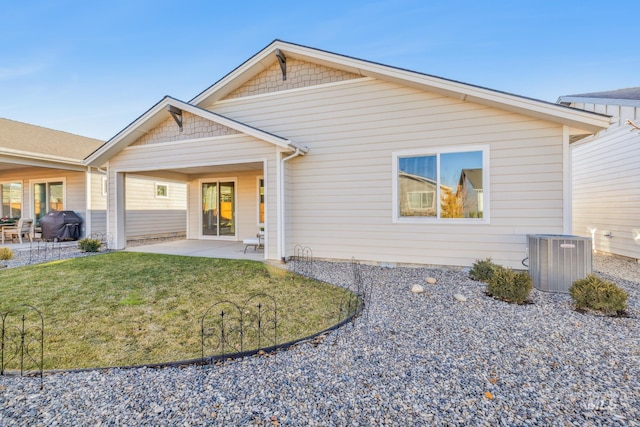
[
  {"x1": 0, "y1": 118, "x2": 187, "y2": 240},
  {"x1": 86, "y1": 40, "x2": 610, "y2": 268},
  {"x1": 458, "y1": 168, "x2": 483, "y2": 218},
  {"x1": 558, "y1": 87, "x2": 640, "y2": 260}
]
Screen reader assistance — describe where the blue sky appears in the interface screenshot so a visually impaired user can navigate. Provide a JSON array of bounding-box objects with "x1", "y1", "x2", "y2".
[{"x1": 1, "y1": 0, "x2": 636, "y2": 141}]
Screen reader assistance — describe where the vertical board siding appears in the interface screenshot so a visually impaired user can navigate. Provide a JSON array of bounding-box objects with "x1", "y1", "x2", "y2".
[
  {"x1": 571, "y1": 104, "x2": 640, "y2": 259},
  {"x1": 214, "y1": 78, "x2": 566, "y2": 268}
]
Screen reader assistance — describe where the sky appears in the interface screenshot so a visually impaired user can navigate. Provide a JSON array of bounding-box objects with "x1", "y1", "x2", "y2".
[{"x1": 0, "y1": 0, "x2": 637, "y2": 141}]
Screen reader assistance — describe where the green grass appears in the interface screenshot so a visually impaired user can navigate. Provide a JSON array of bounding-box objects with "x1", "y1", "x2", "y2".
[{"x1": 0, "y1": 252, "x2": 352, "y2": 370}]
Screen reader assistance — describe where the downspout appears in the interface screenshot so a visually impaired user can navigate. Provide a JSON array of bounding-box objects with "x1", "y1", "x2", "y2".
[{"x1": 279, "y1": 148, "x2": 301, "y2": 262}]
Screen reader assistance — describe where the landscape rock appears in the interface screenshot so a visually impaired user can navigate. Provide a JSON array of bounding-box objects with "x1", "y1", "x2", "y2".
[
  {"x1": 411, "y1": 284, "x2": 424, "y2": 294},
  {"x1": 453, "y1": 293, "x2": 467, "y2": 302},
  {"x1": 425, "y1": 277, "x2": 437, "y2": 285}
]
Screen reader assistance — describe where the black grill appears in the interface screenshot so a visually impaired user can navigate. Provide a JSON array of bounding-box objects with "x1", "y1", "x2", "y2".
[{"x1": 40, "y1": 211, "x2": 83, "y2": 241}]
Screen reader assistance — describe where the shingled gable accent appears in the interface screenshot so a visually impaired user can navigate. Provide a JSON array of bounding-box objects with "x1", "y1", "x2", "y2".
[
  {"x1": 85, "y1": 96, "x2": 306, "y2": 167},
  {"x1": 222, "y1": 58, "x2": 361, "y2": 101},
  {"x1": 131, "y1": 111, "x2": 239, "y2": 147}
]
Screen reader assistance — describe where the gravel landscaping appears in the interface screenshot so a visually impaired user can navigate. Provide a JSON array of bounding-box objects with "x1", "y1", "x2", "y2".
[{"x1": 1, "y1": 252, "x2": 639, "y2": 426}]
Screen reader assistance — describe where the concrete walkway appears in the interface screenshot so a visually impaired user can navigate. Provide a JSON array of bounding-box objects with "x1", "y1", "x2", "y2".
[{"x1": 124, "y1": 239, "x2": 265, "y2": 261}]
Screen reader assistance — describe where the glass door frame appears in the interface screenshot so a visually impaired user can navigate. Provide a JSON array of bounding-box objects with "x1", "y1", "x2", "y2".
[{"x1": 199, "y1": 177, "x2": 237, "y2": 240}]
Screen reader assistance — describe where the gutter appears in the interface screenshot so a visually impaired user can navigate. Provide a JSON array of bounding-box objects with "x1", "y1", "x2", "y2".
[{"x1": 279, "y1": 147, "x2": 302, "y2": 262}]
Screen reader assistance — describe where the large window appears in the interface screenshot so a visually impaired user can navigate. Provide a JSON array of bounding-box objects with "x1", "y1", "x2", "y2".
[
  {"x1": 393, "y1": 146, "x2": 487, "y2": 222},
  {"x1": 33, "y1": 180, "x2": 64, "y2": 221},
  {"x1": 1, "y1": 182, "x2": 22, "y2": 218}
]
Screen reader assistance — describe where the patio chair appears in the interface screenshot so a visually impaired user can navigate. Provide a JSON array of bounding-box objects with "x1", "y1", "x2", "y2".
[
  {"x1": 1, "y1": 218, "x2": 34, "y2": 244},
  {"x1": 243, "y1": 230, "x2": 264, "y2": 253}
]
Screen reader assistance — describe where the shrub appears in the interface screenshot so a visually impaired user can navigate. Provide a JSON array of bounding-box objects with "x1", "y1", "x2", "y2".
[
  {"x1": 0, "y1": 247, "x2": 14, "y2": 260},
  {"x1": 78, "y1": 238, "x2": 102, "y2": 253},
  {"x1": 487, "y1": 266, "x2": 533, "y2": 304},
  {"x1": 469, "y1": 258, "x2": 498, "y2": 282},
  {"x1": 569, "y1": 274, "x2": 628, "y2": 315}
]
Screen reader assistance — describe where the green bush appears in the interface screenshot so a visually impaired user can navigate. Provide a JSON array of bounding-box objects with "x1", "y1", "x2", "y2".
[
  {"x1": 0, "y1": 247, "x2": 14, "y2": 260},
  {"x1": 469, "y1": 258, "x2": 498, "y2": 282},
  {"x1": 569, "y1": 274, "x2": 628, "y2": 315},
  {"x1": 78, "y1": 238, "x2": 102, "y2": 253},
  {"x1": 486, "y1": 266, "x2": 533, "y2": 304}
]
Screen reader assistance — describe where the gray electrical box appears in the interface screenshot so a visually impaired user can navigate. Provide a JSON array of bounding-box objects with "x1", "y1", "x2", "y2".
[{"x1": 527, "y1": 234, "x2": 592, "y2": 293}]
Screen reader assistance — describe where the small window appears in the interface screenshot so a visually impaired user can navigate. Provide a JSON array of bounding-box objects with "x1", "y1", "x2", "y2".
[
  {"x1": 393, "y1": 146, "x2": 488, "y2": 222},
  {"x1": 1, "y1": 182, "x2": 22, "y2": 218},
  {"x1": 102, "y1": 176, "x2": 108, "y2": 196},
  {"x1": 155, "y1": 183, "x2": 169, "y2": 198}
]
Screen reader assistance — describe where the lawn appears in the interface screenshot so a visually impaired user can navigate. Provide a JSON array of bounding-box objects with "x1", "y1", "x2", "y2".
[{"x1": 0, "y1": 252, "x2": 352, "y2": 370}]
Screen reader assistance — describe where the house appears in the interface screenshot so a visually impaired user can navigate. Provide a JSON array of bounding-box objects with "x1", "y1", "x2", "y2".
[
  {"x1": 87, "y1": 40, "x2": 611, "y2": 268},
  {"x1": 457, "y1": 168, "x2": 483, "y2": 218},
  {"x1": 558, "y1": 87, "x2": 640, "y2": 260},
  {"x1": 0, "y1": 118, "x2": 187, "y2": 241}
]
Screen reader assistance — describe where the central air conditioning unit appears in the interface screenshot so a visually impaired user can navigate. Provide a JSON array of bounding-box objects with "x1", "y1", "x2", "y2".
[{"x1": 527, "y1": 234, "x2": 592, "y2": 293}]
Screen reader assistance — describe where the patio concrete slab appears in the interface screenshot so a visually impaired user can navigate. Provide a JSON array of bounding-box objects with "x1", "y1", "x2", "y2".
[{"x1": 125, "y1": 239, "x2": 265, "y2": 261}]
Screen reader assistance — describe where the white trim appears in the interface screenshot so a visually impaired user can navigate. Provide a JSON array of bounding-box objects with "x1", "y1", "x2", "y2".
[
  {"x1": 198, "y1": 177, "x2": 238, "y2": 241},
  {"x1": 190, "y1": 40, "x2": 610, "y2": 133},
  {"x1": 122, "y1": 134, "x2": 243, "y2": 151},
  {"x1": 101, "y1": 176, "x2": 108, "y2": 196},
  {"x1": 111, "y1": 157, "x2": 268, "y2": 174},
  {"x1": 562, "y1": 126, "x2": 572, "y2": 234},
  {"x1": 257, "y1": 176, "x2": 264, "y2": 227},
  {"x1": 154, "y1": 182, "x2": 169, "y2": 199},
  {"x1": 392, "y1": 145, "x2": 490, "y2": 224},
  {"x1": 213, "y1": 77, "x2": 374, "y2": 106},
  {"x1": 558, "y1": 96, "x2": 640, "y2": 109}
]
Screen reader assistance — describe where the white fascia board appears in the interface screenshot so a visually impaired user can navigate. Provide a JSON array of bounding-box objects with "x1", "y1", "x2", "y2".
[
  {"x1": 247, "y1": 41, "x2": 613, "y2": 134},
  {"x1": 0, "y1": 152, "x2": 86, "y2": 171},
  {"x1": 558, "y1": 96, "x2": 640, "y2": 109},
  {"x1": 85, "y1": 96, "x2": 306, "y2": 167},
  {"x1": 176, "y1": 101, "x2": 307, "y2": 153}
]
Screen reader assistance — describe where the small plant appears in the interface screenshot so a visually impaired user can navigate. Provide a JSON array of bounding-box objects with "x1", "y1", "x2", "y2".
[
  {"x1": 486, "y1": 266, "x2": 533, "y2": 304},
  {"x1": 469, "y1": 257, "x2": 498, "y2": 282},
  {"x1": 569, "y1": 274, "x2": 628, "y2": 315},
  {"x1": 0, "y1": 247, "x2": 14, "y2": 260},
  {"x1": 78, "y1": 238, "x2": 102, "y2": 253}
]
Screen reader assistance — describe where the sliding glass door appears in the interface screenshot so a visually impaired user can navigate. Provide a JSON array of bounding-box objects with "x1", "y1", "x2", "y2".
[{"x1": 201, "y1": 181, "x2": 235, "y2": 237}]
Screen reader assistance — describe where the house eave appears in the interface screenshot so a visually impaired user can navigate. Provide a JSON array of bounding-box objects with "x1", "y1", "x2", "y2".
[
  {"x1": 85, "y1": 96, "x2": 306, "y2": 167},
  {"x1": 190, "y1": 40, "x2": 611, "y2": 134}
]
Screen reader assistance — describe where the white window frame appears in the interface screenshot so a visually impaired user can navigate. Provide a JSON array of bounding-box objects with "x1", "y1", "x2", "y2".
[
  {"x1": 155, "y1": 182, "x2": 169, "y2": 199},
  {"x1": 392, "y1": 145, "x2": 489, "y2": 224},
  {"x1": 101, "y1": 176, "x2": 108, "y2": 196},
  {"x1": 198, "y1": 177, "x2": 238, "y2": 240},
  {"x1": 257, "y1": 176, "x2": 264, "y2": 227}
]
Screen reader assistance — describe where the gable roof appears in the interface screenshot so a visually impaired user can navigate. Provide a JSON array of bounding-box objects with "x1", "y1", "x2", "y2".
[
  {"x1": 85, "y1": 96, "x2": 307, "y2": 167},
  {"x1": 0, "y1": 117, "x2": 104, "y2": 170},
  {"x1": 558, "y1": 87, "x2": 640, "y2": 108},
  {"x1": 190, "y1": 40, "x2": 611, "y2": 134}
]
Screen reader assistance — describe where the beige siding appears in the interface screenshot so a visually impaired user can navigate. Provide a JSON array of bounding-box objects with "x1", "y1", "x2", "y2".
[
  {"x1": 572, "y1": 104, "x2": 640, "y2": 259},
  {"x1": 0, "y1": 167, "x2": 88, "y2": 236},
  {"x1": 213, "y1": 78, "x2": 567, "y2": 268},
  {"x1": 108, "y1": 133, "x2": 277, "y2": 253},
  {"x1": 87, "y1": 171, "x2": 107, "y2": 235},
  {"x1": 223, "y1": 58, "x2": 361, "y2": 100},
  {"x1": 125, "y1": 174, "x2": 187, "y2": 239}
]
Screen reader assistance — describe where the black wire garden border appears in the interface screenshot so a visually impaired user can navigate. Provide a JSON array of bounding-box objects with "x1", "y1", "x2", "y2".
[{"x1": 0, "y1": 249, "x2": 372, "y2": 385}]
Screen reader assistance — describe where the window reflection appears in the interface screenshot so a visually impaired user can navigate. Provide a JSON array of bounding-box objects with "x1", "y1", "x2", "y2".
[{"x1": 398, "y1": 150, "x2": 483, "y2": 219}]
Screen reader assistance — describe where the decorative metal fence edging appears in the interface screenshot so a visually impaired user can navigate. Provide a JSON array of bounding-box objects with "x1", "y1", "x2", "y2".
[
  {"x1": 201, "y1": 293, "x2": 278, "y2": 367},
  {"x1": 1, "y1": 304, "x2": 44, "y2": 389},
  {"x1": 291, "y1": 245, "x2": 313, "y2": 277}
]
